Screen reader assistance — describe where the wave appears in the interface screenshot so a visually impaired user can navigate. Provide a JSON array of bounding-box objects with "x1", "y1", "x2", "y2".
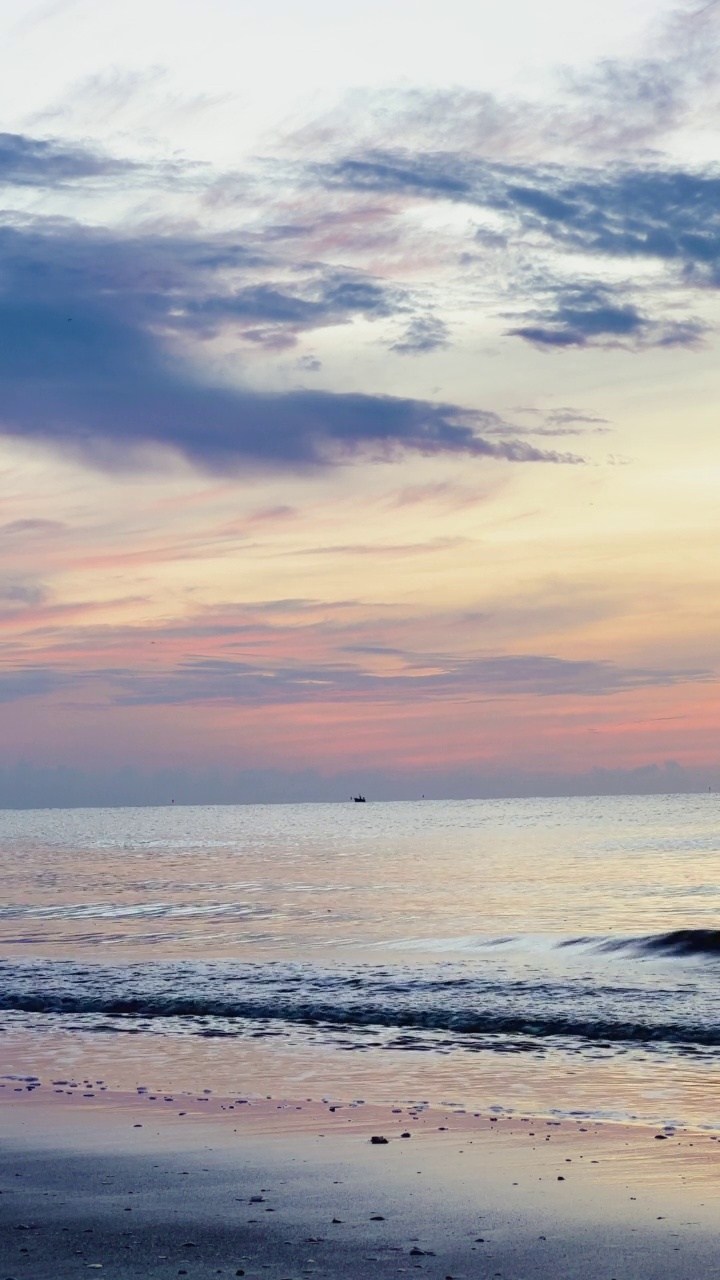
[
  {"x1": 559, "y1": 928, "x2": 720, "y2": 959},
  {"x1": 634, "y1": 929, "x2": 720, "y2": 957},
  {"x1": 0, "y1": 955, "x2": 717, "y2": 1051},
  {"x1": 0, "y1": 992, "x2": 717, "y2": 1047}
]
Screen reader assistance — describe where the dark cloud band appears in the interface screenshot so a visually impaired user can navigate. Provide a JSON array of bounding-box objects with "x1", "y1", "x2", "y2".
[{"x1": 0, "y1": 216, "x2": 579, "y2": 470}]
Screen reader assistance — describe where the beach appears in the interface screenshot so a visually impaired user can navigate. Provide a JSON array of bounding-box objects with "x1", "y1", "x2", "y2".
[
  {"x1": 0, "y1": 1082, "x2": 718, "y2": 1279},
  {"x1": 0, "y1": 796, "x2": 718, "y2": 1276}
]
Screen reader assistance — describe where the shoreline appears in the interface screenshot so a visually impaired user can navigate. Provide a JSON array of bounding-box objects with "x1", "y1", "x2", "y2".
[
  {"x1": 2, "y1": 1014, "x2": 718, "y2": 1137},
  {"x1": 0, "y1": 1083, "x2": 718, "y2": 1279}
]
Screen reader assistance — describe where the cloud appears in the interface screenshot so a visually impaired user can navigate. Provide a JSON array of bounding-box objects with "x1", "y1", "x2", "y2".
[
  {"x1": 245, "y1": 505, "x2": 297, "y2": 524},
  {"x1": 543, "y1": 407, "x2": 610, "y2": 428},
  {"x1": 288, "y1": 3, "x2": 720, "y2": 164},
  {"x1": 555, "y1": 1, "x2": 720, "y2": 154},
  {"x1": 0, "y1": 667, "x2": 70, "y2": 702},
  {"x1": 0, "y1": 519, "x2": 66, "y2": 536},
  {"x1": 30, "y1": 65, "x2": 231, "y2": 138},
  {"x1": 320, "y1": 149, "x2": 720, "y2": 281},
  {"x1": 0, "y1": 580, "x2": 47, "y2": 607},
  {"x1": 5, "y1": 635, "x2": 703, "y2": 709},
  {"x1": 317, "y1": 150, "x2": 478, "y2": 201},
  {"x1": 340, "y1": 644, "x2": 406, "y2": 656},
  {"x1": 285, "y1": 536, "x2": 470, "y2": 558},
  {"x1": 388, "y1": 480, "x2": 494, "y2": 508},
  {"x1": 186, "y1": 271, "x2": 404, "y2": 349},
  {"x1": 264, "y1": 4, "x2": 720, "y2": 354},
  {"x1": 391, "y1": 314, "x2": 449, "y2": 355},
  {"x1": 106, "y1": 651, "x2": 714, "y2": 707},
  {"x1": 0, "y1": 132, "x2": 136, "y2": 187},
  {"x1": 509, "y1": 405, "x2": 611, "y2": 435},
  {"x1": 3, "y1": 0, "x2": 718, "y2": 479},
  {"x1": 507, "y1": 285, "x2": 706, "y2": 349},
  {"x1": 312, "y1": 148, "x2": 720, "y2": 343},
  {"x1": 0, "y1": 215, "x2": 580, "y2": 470},
  {"x1": 499, "y1": 167, "x2": 720, "y2": 279}
]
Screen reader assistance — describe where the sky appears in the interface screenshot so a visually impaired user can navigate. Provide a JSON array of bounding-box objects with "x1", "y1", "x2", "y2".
[{"x1": 1, "y1": 0, "x2": 720, "y2": 805}]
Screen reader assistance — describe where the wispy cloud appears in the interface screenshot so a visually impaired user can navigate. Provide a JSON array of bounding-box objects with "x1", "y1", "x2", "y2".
[
  {"x1": 310, "y1": 149, "x2": 719, "y2": 347},
  {"x1": 0, "y1": 648, "x2": 710, "y2": 708},
  {"x1": 0, "y1": 518, "x2": 66, "y2": 536},
  {"x1": 80, "y1": 651, "x2": 717, "y2": 708},
  {"x1": 317, "y1": 150, "x2": 720, "y2": 278},
  {"x1": 0, "y1": 579, "x2": 47, "y2": 608},
  {"x1": 0, "y1": 666, "x2": 72, "y2": 702},
  {"x1": 391, "y1": 313, "x2": 449, "y2": 355},
  {"x1": 0, "y1": 582, "x2": 713, "y2": 709},
  {"x1": 283, "y1": 2, "x2": 720, "y2": 162}
]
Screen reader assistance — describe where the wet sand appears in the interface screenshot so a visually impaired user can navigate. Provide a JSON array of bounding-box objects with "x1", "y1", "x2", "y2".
[{"x1": 0, "y1": 1084, "x2": 718, "y2": 1279}]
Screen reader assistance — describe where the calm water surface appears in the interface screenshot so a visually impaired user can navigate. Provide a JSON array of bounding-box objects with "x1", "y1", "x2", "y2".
[{"x1": 0, "y1": 795, "x2": 718, "y2": 1126}]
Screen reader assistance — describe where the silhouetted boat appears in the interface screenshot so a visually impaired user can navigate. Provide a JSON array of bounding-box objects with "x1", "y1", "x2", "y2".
[{"x1": 353, "y1": 794, "x2": 366, "y2": 803}]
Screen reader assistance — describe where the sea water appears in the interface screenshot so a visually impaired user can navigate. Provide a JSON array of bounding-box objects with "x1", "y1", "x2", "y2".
[{"x1": 0, "y1": 794, "x2": 718, "y2": 1127}]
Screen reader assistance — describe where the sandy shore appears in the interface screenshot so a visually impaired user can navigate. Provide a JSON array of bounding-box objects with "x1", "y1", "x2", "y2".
[{"x1": 0, "y1": 1083, "x2": 718, "y2": 1279}]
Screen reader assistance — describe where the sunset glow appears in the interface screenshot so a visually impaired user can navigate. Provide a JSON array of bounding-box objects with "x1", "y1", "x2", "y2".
[{"x1": 2, "y1": 0, "x2": 720, "y2": 803}]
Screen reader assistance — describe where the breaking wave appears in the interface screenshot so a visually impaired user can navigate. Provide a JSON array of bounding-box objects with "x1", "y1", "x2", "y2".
[
  {"x1": 0, "y1": 948, "x2": 717, "y2": 1053},
  {"x1": 631, "y1": 929, "x2": 720, "y2": 957},
  {"x1": 560, "y1": 928, "x2": 720, "y2": 959}
]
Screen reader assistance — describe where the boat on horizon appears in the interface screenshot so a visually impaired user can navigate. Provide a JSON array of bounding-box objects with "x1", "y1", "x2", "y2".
[{"x1": 353, "y1": 794, "x2": 366, "y2": 803}]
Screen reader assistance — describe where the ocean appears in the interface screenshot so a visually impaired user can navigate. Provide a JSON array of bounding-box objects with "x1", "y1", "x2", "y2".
[{"x1": 0, "y1": 794, "x2": 718, "y2": 1128}]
